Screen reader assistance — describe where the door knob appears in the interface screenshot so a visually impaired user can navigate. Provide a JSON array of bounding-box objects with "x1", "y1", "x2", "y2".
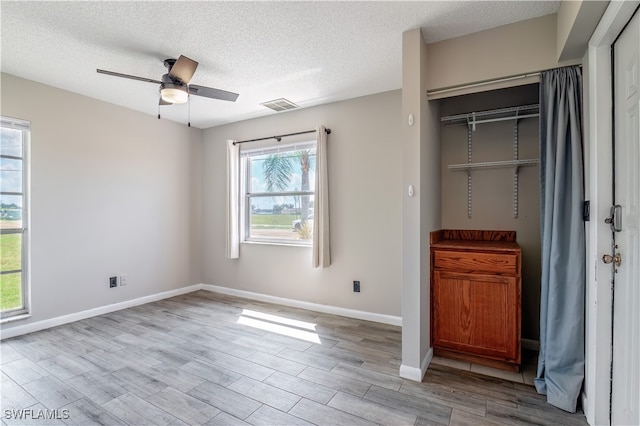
[{"x1": 602, "y1": 253, "x2": 622, "y2": 267}]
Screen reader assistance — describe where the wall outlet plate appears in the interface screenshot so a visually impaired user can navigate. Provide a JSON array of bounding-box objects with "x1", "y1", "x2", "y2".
[
  {"x1": 353, "y1": 280, "x2": 360, "y2": 292},
  {"x1": 109, "y1": 276, "x2": 118, "y2": 288}
]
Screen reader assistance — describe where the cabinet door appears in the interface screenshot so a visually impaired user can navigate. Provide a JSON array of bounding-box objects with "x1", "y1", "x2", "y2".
[{"x1": 432, "y1": 270, "x2": 518, "y2": 361}]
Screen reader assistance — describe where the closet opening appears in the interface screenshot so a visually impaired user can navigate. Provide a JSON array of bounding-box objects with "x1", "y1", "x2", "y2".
[{"x1": 434, "y1": 83, "x2": 541, "y2": 383}]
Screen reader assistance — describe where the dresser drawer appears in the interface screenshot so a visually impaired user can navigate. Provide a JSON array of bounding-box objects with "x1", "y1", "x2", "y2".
[{"x1": 434, "y1": 250, "x2": 517, "y2": 275}]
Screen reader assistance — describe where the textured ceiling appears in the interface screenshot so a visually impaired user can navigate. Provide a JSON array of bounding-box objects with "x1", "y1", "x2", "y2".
[{"x1": 1, "y1": 1, "x2": 560, "y2": 129}]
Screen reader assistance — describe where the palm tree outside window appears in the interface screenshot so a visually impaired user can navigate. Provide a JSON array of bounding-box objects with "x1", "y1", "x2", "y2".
[{"x1": 242, "y1": 141, "x2": 316, "y2": 245}]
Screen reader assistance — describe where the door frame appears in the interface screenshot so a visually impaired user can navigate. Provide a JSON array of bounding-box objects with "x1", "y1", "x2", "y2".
[{"x1": 585, "y1": 2, "x2": 640, "y2": 425}]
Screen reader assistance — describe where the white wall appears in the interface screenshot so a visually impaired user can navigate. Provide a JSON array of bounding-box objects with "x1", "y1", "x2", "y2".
[
  {"x1": 0, "y1": 73, "x2": 202, "y2": 332},
  {"x1": 201, "y1": 90, "x2": 403, "y2": 317}
]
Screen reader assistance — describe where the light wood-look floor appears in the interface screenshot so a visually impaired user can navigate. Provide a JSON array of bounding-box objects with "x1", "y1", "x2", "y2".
[{"x1": 1, "y1": 291, "x2": 587, "y2": 425}]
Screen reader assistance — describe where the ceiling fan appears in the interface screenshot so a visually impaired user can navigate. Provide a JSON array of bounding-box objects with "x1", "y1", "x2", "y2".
[{"x1": 96, "y1": 55, "x2": 239, "y2": 109}]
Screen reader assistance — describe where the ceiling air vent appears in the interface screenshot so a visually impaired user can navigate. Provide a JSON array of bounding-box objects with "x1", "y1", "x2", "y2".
[{"x1": 260, "y1": 98, "x2": 298, "y2": 112}]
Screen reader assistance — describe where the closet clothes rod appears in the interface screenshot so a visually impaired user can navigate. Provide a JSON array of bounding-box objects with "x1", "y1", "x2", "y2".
[
  {"x1": 428, "y1": 65, "x2": 581, "y2": 97},
  {"x1": 427, "y1": 72, "x2": 541, "y2": 97},
  {"x1": 233, "y1": 128, "x2": 331, "y2": 145}
]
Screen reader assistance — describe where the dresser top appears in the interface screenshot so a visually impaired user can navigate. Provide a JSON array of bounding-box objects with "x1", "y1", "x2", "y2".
[
  {"x1": 430, "y1": 238, "x2": 521, "y2": 252},
  {"x1": 430, "y1": 229, "x2": 521, "y2": 252}
]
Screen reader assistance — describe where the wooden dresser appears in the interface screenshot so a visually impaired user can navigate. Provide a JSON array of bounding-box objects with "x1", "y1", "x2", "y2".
[{"x1": 430, "y1": 229, "x2": 521, "y2": 372}]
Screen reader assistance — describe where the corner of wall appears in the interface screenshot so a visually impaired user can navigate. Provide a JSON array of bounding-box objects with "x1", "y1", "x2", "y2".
[
  {"x1": 557, "y1": 0, "x2": 610, "y2": 62},
  {"x1": 402, "y1": 27, "x2": 439, "y2": 375},
  {"x1": 399, "y1": 348, "x2": 433, "y2": 382}
]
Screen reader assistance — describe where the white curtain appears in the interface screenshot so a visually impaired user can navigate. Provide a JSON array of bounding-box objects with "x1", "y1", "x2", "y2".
[
  {"x1": 312, "y1": 126, "x2": 331, "y2": 268},
  {"x1": 226, "y1": 139, "x2": 240, "y2": 259}
]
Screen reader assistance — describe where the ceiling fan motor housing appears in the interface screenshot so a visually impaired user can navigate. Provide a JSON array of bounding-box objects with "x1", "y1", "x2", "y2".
[
  {"x1": 160, "y1": 74, "x2": 188, "y2": 104},
  {"x1": 163, "y1": 58, "x2": 177, "y2": 70}
]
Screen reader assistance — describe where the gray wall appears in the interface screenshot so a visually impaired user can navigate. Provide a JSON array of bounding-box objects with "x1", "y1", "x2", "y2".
[
  {"x1": 427, "y1": 14, "x2": 581, "y2": 94},
  {"x1": 400, "y1": 28, "x2": 442, "y2": 379},
  {"x1": 201, "y1": 90, "x2": 403, "y2": 317},
  {"x1": 439, "y1": 84, "x2": 541, "y2": 341},
  {"x1": 1, "y1": 73, "x2": 203, "y2": 331}
]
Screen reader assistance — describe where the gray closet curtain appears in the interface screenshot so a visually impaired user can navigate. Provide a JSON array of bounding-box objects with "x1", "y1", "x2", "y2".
[{"x1": 535, "y1": 65, "x2": 585, "y2": 413}]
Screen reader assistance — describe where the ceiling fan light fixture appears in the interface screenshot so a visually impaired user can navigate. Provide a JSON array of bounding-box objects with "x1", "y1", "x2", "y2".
[{"x1": 160, "y1": 82, "x2": 189, "y2": 104}]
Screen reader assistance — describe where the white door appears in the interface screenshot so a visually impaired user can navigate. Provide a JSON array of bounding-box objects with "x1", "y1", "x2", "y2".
[{"x1": 612, "y1": 9, "x2": 640, "y2": 426}]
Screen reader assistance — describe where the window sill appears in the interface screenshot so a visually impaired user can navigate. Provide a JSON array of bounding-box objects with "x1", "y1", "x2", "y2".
[
  {"x1": 241, "y1": 240, "x2": 312, "y2": 248},
  {"x1": 1, "y1": 313, "x2": 31, "y2": 325}
]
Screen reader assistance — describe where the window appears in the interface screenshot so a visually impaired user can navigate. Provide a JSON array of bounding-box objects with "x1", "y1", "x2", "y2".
[
  {"x1": 242, "y1": 141, "x2": 316, "y2": 245},
  {"x1": 1, "y1": 117, "x2": 30, "y2": 320}
]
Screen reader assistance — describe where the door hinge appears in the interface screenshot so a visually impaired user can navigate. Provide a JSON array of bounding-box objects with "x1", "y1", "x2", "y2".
[{"x1": 583, "y1": 200, "x2": 590, "y2": 221}]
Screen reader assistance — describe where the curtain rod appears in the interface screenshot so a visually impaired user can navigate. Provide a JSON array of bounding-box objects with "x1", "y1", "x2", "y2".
[
  {"x1": 427, "y1": 72, "x2": 541, "y2": 97},
  {"x1": 233, "y1": 128, "x2": 331, "y2": 145},
  {"x1": 427, "y1": 64, "x2": 583, "y2": 97}
]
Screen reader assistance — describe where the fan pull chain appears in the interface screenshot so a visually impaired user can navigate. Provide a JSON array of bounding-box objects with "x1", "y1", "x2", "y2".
[
  {"x1": 157, "y1": 102, "x2": 161, "y2": 120},
  {"x1": 187, "y1": 94, "x2": 191, "y2": 127}
]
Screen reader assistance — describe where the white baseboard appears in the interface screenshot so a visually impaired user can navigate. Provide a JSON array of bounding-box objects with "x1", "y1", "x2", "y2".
[
  {"x1": 522, "y1": 338, "x2": 540, "y2": 351},
  {"x1": 399, "y1": 348, "x2": 433, "y2": 382},
  {"x1": 1, "y1": 283, "x2": 403, "y2": 340},
  {"x1": 581, "y1": 391, "x2": 592, "y2": 425},
  {"x1": 0, "y1": 284, "x2": 202, "y2": 340},
  {"x1": 201, "y1": 284, "x2": 402, "y2": 327}
]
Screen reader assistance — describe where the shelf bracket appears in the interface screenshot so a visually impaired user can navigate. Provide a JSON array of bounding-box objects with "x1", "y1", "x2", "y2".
[
  {"x1": 513, "y1": 113, "x2": 519, "y2": 218},
  {"x1": 466, "y1": 124, "x2": 472, "y2": 218}
]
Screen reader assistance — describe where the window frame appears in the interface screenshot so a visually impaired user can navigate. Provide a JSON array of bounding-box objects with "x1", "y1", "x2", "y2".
[
  {"x1": 1, "y1": 116, "x2": 30, "y2": 321},
  {"x1": 241, "y1": 141, "x2": 316, "y2": 246}
]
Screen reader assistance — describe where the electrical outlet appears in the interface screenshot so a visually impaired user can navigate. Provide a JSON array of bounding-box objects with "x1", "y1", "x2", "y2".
[
  {"x1": 109, "y1": 276, "x2": 118, "y2": 288},
  {"x1": 120, "y1": 274, "x2": 127, "y2": 286},
  {"x1": 353, "y1": 280, "x2": 360, "y2": 292}
]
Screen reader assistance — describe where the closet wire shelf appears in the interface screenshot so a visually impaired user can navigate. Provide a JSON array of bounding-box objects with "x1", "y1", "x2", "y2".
[
  {"x1": 441, "y1": 104, "x2": 539, "y2": 128},
  {"x1": 448, "y1": 158, "x2": 539, "y2": 171},
  {"x1": 442, "y1": 104, "x2": 540, "y2": 218}
]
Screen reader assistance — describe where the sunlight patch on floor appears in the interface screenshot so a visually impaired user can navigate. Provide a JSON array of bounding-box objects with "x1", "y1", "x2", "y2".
[{"x1": 237, "y1": 309, "x2": 321, "y2": 343}]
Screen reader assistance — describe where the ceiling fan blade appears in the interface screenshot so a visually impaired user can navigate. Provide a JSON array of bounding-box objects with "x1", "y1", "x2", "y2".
[
  {"x1": 169, "y1": 55, "x2": 198, "y2": 84},
  {"x1": 189, "y1": 84, "x2": 239, "y2": 102},
  {"x1": 159, "y1": 96, "x2": 172, "y2": 106},
  {"x1": 97, "y1": 69, "x2": 162, "y2": 84}
]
